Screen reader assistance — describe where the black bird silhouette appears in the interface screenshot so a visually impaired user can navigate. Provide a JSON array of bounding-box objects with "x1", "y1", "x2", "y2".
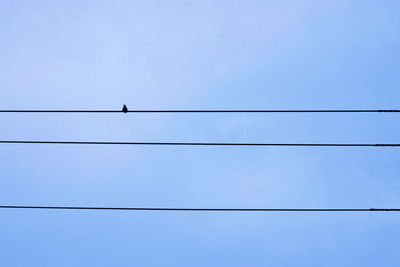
[{"x1": 122, "y1": 105, "x2": 128, "y2": 113}]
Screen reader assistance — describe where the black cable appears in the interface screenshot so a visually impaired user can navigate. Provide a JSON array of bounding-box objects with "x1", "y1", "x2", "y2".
[
  {"x1": 0, "y1": 109, "x2": 399, "y2": 113},
  {"x1": 0, "y1": 140, "x2": 399, "y2": 147},
  {"x1": 0, "y1": 205, "x2": 398, "y2": 212}
]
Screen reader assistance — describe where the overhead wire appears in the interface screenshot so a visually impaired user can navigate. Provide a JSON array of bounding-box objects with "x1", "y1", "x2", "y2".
[
  {"x1": 0, "y1": 140, "x2": 399, "y2": 147},
  {"x1": 0, "y1": 109, "x2": 399, "y2": 113},
  {"x1": 0, "y1": 205, "x2": 399, "y2": 212}
]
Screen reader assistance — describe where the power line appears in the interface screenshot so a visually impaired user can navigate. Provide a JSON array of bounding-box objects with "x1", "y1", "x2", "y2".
[
  {"x1": 0, "y1": 109, "x2": 399, "y2": 113},
  {"x1": 0, "y1": 205, "x2": 399, "y2": 212},
  {"x1": 0, "y1": 140, "x2": 399, "y2": 147}
]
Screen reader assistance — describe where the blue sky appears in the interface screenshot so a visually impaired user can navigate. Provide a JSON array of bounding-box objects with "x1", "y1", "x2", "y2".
[{"x1": 1, "y1": 1, "x2": 400, "y2": 266}]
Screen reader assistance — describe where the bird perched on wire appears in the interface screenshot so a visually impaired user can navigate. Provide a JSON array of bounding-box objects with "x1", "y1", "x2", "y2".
[{"x1": 122, "y1": 105, "x2": 128, "y2": 113}]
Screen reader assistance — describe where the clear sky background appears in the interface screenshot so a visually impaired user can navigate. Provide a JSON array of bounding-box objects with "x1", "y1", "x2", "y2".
[{"x1": 0, "y1": 1, "x2": 400, "y2": 266}]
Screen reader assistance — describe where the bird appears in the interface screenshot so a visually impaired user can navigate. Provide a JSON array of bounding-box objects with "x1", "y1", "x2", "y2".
[{"x1": 122, "y1": 105, "x2": 128, "y2": 113}]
